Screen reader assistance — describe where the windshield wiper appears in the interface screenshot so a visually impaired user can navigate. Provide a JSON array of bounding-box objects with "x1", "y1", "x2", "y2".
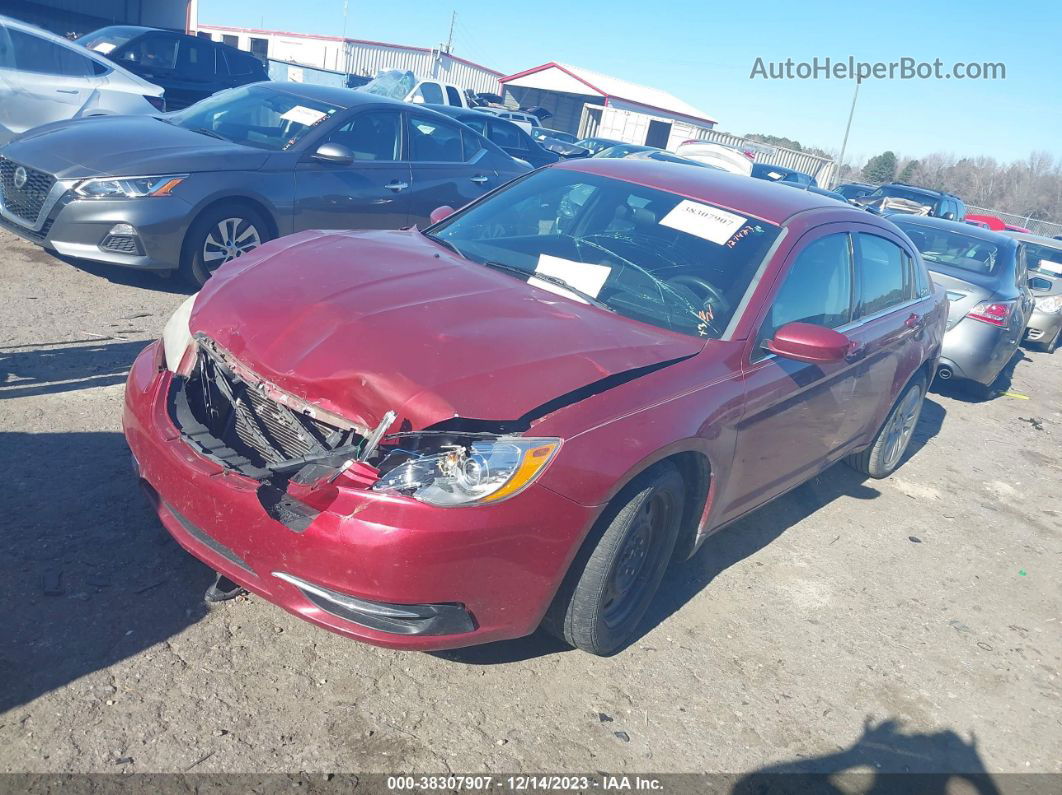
[
  {"x1": 421, "y1": 230, "x2": 464, "y2": 258},
  {"x1": 482, "y1": 260, "x2": 615, "y2": 312},
  {"x1": 190, "y1": 127, "x2": 228, "y2": 141}
]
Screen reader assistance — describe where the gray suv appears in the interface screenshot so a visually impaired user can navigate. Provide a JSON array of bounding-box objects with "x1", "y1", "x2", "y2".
[{"x1": 0, "y1": 82, "x2": 528, "y2": 284}]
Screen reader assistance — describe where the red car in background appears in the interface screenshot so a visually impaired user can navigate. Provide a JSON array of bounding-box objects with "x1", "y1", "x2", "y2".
[{"x1": 124, "y1": 161, "x2": 947, "y2": 655}]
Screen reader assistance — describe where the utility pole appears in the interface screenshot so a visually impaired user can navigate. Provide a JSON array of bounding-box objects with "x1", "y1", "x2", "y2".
[
  {"x1": 445, "y1": 10, "x2": 456, "y2": 53},
  {"x1": 836, "y1": 80, "x2": 860, "y2": 186},
  {"x1": 341, "y1": 0, "x2": 350, "y2": 76}
]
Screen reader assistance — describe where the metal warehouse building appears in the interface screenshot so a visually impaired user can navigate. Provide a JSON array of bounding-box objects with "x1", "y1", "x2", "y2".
[
  {"x1": 4, "y1": 0, "x2": 195, "y2": 36},
  {"x1": 193, "y1": 24, "x2": 503, "y2": 95},
  {"x1": 500, "y1": 62, "x2": 717, "y2": 149}
]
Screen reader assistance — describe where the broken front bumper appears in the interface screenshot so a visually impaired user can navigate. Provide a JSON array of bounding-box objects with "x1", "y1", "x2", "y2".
[{"x1": 123, "y1": 341, "x2": 595, "y2": 650}]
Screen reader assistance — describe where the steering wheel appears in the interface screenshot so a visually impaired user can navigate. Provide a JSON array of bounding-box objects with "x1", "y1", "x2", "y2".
[{"x1": 665, "y1": 274, "x2": 731, "y2": 336}]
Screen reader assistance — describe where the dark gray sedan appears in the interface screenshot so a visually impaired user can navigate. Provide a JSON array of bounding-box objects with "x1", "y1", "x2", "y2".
[
  {"x1": 893, "y1": 216, "x2": 1034, "y2": 397},
  {"x1": 0, "y1": 82, "x2": 529, "y2": 284}
]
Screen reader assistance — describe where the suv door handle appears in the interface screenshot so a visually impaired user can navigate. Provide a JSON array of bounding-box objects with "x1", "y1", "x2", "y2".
[
  {"x1": 386, "y1": 181, "x2": 408, "y2": 192},
  {"x1": 471, "y1": 175, "x2": 489, "y2": 184},
  {"x1": 904, "y1": 312, "x2": 925, "y2": 331},
  {"x1": 844, "y1": 341, "x2": 867, "y2": 363}
]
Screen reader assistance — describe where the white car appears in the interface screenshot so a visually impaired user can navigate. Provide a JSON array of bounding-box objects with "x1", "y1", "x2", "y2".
[
  {"x1": 0, "y1": 15, "x2": 164, "y2": 145},
  {"x1": 479, "y1": 108, "x2": 541, "y2": 134},
  {"x1": 671, "y1": 140, "x2": 754, "y2": 176}
]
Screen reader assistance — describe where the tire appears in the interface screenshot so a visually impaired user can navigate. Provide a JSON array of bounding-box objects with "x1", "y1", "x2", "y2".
[
  {"x1": 846, "y1": 374, "x2": 927, "y2": 478},
  {"x1": 964, "y1": 379, "x2": 999, "y2": 401},
  {"x1": 1044, "y1": 327, "x2": 1060, "y2": 354},
  {"x1": 179, "y1": 205, "x2": 271, "y2": 287},
  {"x1": 545, "y1": 462, "x2": 685, "y2": 656}
]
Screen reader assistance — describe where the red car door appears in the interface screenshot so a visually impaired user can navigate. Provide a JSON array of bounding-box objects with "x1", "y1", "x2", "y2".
[{"x1": 719, "y1": 229, "x2": 868, "y2": 522}]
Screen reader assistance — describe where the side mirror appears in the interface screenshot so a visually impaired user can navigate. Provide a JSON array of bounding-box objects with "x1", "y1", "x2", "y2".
[
  {"x1": 312, "y1": 142, "x2": 354, "y2": 165},
  {"x1": 1029, "y1": 276, "x2": 1053, "y2": 291},
  {"x1": 429, "y1": 205, "x2": 455, "y2": 225},
  {"x1": 765, "y1": 322, "x2": 853, "y2": 364}
]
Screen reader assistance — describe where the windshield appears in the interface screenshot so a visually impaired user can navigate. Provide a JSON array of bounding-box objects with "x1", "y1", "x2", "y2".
[
  {"x1": 868, "y1": 186, "x2": 937, "y2": 205},
  {"x1": 76, "y1": 26, "x2": 141, "y2": 55},
  {"x1": 167, "y1": 85, "x2": 342, "y2": 151},
  {"x1": 895, "y1": 221, "x2": 1001, "y2": 275},
  {"x1": 359, "y1": 70, "x2": 417, "y2": 101},
  {"x1": 576, "y1": 138, "x2": 620, "y2": 155},
  {"x1": 428, "y1": 169, "x2": 782, "y2": 339},
  {"x1": 1021, "y1": 241, "x2": 1062, "y2": 276}
]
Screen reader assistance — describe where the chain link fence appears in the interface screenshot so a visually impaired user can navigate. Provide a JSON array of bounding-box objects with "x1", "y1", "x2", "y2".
[{"x1": 965, "y1": 205, "x2": 1062, "y2": 238}]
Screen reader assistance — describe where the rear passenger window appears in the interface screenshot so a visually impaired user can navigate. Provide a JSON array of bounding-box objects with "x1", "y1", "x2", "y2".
[
  {"x1": 8, "y1": 28, "x2": 97, "y2": 76},
  {"x1": 759, "y1": 233, "x2": 853, "y2": 349},
  {"x1": 445, "y1": 85, "x2": 462, "y2": 106},
  {"x1": 177, "y1": 39, "x2": 214, "y2": 78},
  {"x1": 489, "y1": 121, "x2": 528, "y2": 151},
  {"x1": 856, "y1": 234, "x2": 912, "y2": 317},
  {"x1": 407, "y1": 116, "x2": 465, "y2": 162}
]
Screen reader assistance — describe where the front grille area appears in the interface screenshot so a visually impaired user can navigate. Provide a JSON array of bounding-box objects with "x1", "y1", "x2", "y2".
[
  {"x1": 171, "y1": 340, "x2": 362, "y2": 478},
  {"x1": 0, "y1": 157, "x2": 55, "y2": 225}
]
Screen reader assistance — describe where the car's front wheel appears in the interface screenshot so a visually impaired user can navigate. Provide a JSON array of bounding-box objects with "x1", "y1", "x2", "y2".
[
  {"x1": 546, "y1": 462, "x2": 685, "y2": 656},
  {"x1": 847, "y1": 373, "x2": 927, "y2": 478},
  {"x1": 180, "y1": 206, "x2": 271, "y2": 286}
]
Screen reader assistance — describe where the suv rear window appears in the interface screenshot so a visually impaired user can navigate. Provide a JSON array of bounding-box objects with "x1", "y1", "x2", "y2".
[{"x1": 894, "y1": 221, "x2": 1001, "y2": 275}]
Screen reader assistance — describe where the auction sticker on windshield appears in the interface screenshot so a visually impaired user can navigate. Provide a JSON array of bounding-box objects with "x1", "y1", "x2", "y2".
[
  {"x1": 531, "y1": 254, "x2": 611, "y2": 300},
  {"x1": 660, "y1": 200, "x2": 747, "y2": 245},
  {"x1": 280, "y1": 106, "x2": 328, "y2": 127}
]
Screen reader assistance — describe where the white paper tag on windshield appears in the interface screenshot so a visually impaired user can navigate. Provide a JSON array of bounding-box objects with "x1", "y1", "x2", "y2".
[
  {"x1": 280, "y1": 105, "x2": 327, "y2": 127},
  {"x1": 529, "y1": 254, "x2": 611, "y2": 302},
  {"x1": 659, "y1": 200, "x2": 746, "y2": 245},
  {"x1": 1038, "y1": 259, "x2": 1062, "y2": 275},
  {"x1": 91, "y1": 42, "x2": 116, "y2": 54}
]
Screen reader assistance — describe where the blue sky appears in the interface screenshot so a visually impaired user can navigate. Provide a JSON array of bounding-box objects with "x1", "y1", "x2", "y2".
[{"x1": 200, "y1": 0, "x2": 1061, "y2": 167}]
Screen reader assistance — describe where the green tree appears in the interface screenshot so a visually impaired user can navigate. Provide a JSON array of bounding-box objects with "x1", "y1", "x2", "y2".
[
  {"x1": 862, "y1": 151, "x2": 898, "y2": 184},
  {"x1": 897, "y1": 159, "x2": 921, "y2": 183}
]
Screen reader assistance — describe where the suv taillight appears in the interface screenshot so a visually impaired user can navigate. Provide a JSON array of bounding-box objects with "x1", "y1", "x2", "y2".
[
  {"x1": 967, "y1": 301, "x2": 1014, "y2": 327},
  {"x1": 145, "y1": 95, "x2": 166, "y2": 112}
]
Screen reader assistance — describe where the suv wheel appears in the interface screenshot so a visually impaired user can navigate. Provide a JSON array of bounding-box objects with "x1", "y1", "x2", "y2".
[
  {"x1": 180, "y1": 206, "x2": 270, "y2": 286},
  {"x1": 545, "y1": 463, "x2": 685, "y2": 656}
]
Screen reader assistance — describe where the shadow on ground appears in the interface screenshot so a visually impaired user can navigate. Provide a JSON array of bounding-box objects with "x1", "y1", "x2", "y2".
[
  {"x1": 0, "y1": 339, "x2": 151, "y2": 400},
  {"x1": 59, "y1": 255, "x2": 194, "y2": 296},
  {"x1": 443, "y1": 398, "x2": 947, "y2": 665},
  {"x1": 0, "y1": 431, "x2": 212, "y2": 712},
  {"x1": 732, "y1": 717, "x2": 1002, "y2": 793}
]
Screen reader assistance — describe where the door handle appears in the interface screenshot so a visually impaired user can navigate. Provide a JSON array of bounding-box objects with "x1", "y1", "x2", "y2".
[
  {"x1": 904, "y1": 313, "x2": 925, "y2": 331},
  {"x1": 844, "y1": 341, "x2": 866, "y2": 363},
  {"x1": 471, "y1": 175, "x2": 489, "y2": 184},
  {"x1": 56, "y1": 89, "x2": 79, "y2": 95},
  {"x1": 386, "y1": 182, "x2": 408, "y2": 192}
]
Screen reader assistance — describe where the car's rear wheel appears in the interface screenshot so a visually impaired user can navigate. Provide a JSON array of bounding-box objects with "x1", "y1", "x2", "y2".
[
  {"x1": 846, "y1": 374, "x2": 927, "y2": 478},
  {"x1": 545, "y1": 463, "x2": 684, "y2": 656},
  {"x1": 180, "y1": 206, "x2": 270, "y2": 286}
]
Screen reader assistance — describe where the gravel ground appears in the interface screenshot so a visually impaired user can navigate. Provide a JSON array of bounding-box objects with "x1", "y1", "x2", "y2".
[{"x1": 0, "y1": 229, "x2": 1059, "y2": 781}]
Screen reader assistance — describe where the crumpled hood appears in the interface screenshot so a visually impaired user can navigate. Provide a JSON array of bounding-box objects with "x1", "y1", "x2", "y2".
[
  {"x1": 190, "y1": 228, "x2": 704, "y2": 430},
  {"x1": 1, "y1": 116, "x2": 269, "y2": 178}
]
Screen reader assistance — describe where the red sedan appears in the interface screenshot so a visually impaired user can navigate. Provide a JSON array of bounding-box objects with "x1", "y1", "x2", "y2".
[{"x1": 124, "y1": 160, "x2": 947, "y2": 655}]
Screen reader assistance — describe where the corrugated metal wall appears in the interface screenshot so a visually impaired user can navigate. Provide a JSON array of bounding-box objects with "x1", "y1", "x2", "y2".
[
  {"x1": 344, "y1": 43, "x2": 501, "y2": 94},
  {"x1": 685, "y1": 128, "x2": 837, "y2": 185}
]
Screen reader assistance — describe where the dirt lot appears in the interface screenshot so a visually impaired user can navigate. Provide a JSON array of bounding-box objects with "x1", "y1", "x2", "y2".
[{"x1": 1, "y1": 228, "x2": 1059, "y2": 780}]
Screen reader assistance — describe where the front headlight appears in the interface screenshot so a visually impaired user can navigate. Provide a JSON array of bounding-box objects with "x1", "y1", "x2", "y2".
[
  {"x1": 73, "y1": 174, "x2": 187, "y2": 199},
  {"x1": 373, "y1": 437, "x2": 561, "y2": 506},
  {"x1": 161, "y1": 293, "x2": 198, "y2": 373},
  {"x1": 1034, "y1": 294, "x2": 1062, "y2": 313}
]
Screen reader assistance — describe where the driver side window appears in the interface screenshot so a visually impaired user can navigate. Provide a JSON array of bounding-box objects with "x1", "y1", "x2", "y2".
[{"x1": 757, "y1": 233, "x2": 854, "y2": 355}]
